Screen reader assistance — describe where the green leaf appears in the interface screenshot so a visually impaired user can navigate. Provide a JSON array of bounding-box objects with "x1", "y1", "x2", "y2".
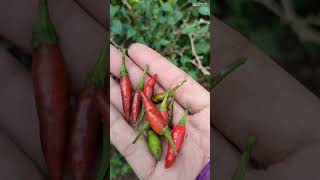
[
  {"x1": 173, "y1": 11, "x2": 183, "y2": 22},
  {"x1": 126, "y1": 28, "x2": 136, "y2": 39},
  {"x1": 200, "y1": 25, "x2": 209, "y2": 33},
  {"x1": 198, "y1": 6, "x2": 210, "y2": 16},
  {"x1": 188, "y1": 69, "x2": 198, "y2": 80},
  {"x1": 110, "y1": 5, "x2": 119, "y2": 18},
  {"x1": 158, "y1": 16, "x2": 167, "y2": 24},
  {"x1": 180, "y1": 55, "x2": 189, "y2": 66},
  {"x1": 195, "y1": 42, "x2": 210, "y2": 54},
  {"x1": 160, "y1": 39, "x2": 170, "y2": 46},
  {"x1": 182, "y1": 26, "x2": 196, "y2": 34},
  {"x1": 111, "y1": 20, "x2": 123, "y2": 34},
  {"x1": 162, "y1": 3, "x2": 173, "y2": 12},
  {"x1": 168, "y1": 17, "x2": 175, "y2": 25}
]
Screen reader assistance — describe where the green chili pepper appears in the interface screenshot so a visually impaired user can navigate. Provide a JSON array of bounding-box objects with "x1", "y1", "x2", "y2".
[{"x1": 147, "y1": 129, "x2": 162, "y2": 161}]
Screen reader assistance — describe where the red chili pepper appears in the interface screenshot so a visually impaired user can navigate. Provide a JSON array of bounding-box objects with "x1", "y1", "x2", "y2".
[
  {"x1": 69, "y1": 88, "x2": 100, "y2": 180},
  {"x1": 159, "y1": 91, "x2": 170, "y2": 121},
  {"x1": 144, "y1": 74, "x2": 158, "y2": 98},
  {"x1": 139, "y1": 90, "x2": 177, "y2": 155},
  {"x1": 165, "y1": 108, "x2": 189, "y2": 168},
  {"x1": 131, "y1": 65, "x2": 148, "y2": 124},
  {"x1": 119, "y1": 49, "x2": 132, "y2": 123},
  {"x1": 70, "y1": 39, "x2": 108, "y2": 180},
  {"x1": 31, "y1": 0, "x2": 68, "y2": 179},
  {"x1": 136, "y1": 74, "x2": 157, "y2": 128}
]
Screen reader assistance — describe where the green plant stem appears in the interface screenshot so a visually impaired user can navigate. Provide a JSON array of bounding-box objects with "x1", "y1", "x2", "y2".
[
  {"x1": 32, "y1": 0, "x2": 58, "y2": 47},
  {"x1": 132, "y1": 119, "x2": 149, "y2": 144},
  {"x1": 231, "y1": 136, "x2": 257, "y2": 180},
  {"x1": 136, "y1": 105, "x2": 145, "y2": 129},
  {"x1": 211, "y1": 57, "x2": 247, "y2": 89}
]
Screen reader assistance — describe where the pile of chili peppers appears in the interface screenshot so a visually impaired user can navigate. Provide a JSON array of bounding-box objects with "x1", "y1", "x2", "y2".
[
  {"x1": 118, "y1": 48, "x2": 189, "y2": 168},
  {"x1": 31, "y1": 0, "x2": 109, "y2": 180}
]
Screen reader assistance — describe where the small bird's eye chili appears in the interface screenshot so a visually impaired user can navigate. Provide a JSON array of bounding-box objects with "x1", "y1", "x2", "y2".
[
  {"x1": 165, "y1": 108, "x2": 189, "y2": 168},
  {"x1": 131, "y1": 66, "x2": 148, "y2": 124},
  {"x1": 140, "y1": 90, "x2": 177, "y2": 156},
  {"x1": 144, "y1": 74, "x2": 158, "y2": 98},
  {"x1": 69, "y1": 88, "x2": 100, "y2": 180},
  {"x1": 160, "y1": 91, "x2": 170, "y2": 121},
  {"x1": 119, "y1": 49, "x2": 132, "y2": 123},
  {"x1": 69, "y1": 39, "x2": 108, "y2": 180},
  {"x1": 147, "y1": 129, "x2": 162, "y2": 161},
  {"x1": 31, "y1": 0, "x2": 69, "y2": 179},
  {"x1": 136, "y1": 74, "x2": 157, "y2": 128}
]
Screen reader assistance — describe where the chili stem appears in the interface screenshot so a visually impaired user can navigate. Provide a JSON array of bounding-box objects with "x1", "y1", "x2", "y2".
[
  {"x1": 168, "y1": 79, "x2": 187, "y2": 97},
  {"x1": 137, "y1": 65, "x2": 148, "y2": 89},
  {"x1": 136, "y1": 105, "x2": 146, "y2": 129},
  {"x1": 132, "y1": 120, "x2": 150, "y2": 144},
  {"x1": 231, "y1": 136, "x2": 256, "y2": 180},
  {"x1": 211, "y1": 57, "x2": 247, "y2": 89},
  {"x1": 120, "y1": 48, "x2": 128, "y2": 77},
  {"x1": 162, "y1": 128, "x2": 177, "y2": 156},
  {"x1": 32, "y1": 0, "x2": 58, "y2": 47}
]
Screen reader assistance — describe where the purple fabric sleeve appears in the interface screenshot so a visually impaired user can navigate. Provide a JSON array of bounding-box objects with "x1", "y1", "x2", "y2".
[{"x1": 196, "y1": 161, "x2": 210, "y2": 180}]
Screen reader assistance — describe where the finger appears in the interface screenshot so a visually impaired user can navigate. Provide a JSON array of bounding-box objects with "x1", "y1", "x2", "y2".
[
  {"x1": 212, "y1": 127, "x2": 240, "y2": 180},
  {"x1": 110, "y1": 103, "x2": 156, "y2": 179},
  {"x1": 0, "y1": 47, "x2": 45, "y2": 170},
  {"x1": 213, "y1": 17, "x2": 320, "y2": 166},
  {"x1": 0, "y1": 131, "x2": 44, "y2": 180},
  {"x1": 246, "y1": 142, "x2": 320, "y2": 180},
  {"x1": 110, "y1": 76, "x2": 185, "y2": 126},
  {"x1": 75, "y1": 0, "x2": 108, "y2": 27},
  {"x1": 128, "y1": 43, "x2": 209, "y2": 113},
  {"x1": 0, "y1": 0, "x2": 107, "y2": 92}
]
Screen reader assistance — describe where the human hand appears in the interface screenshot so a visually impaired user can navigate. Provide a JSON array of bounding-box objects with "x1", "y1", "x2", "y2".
[
  {"x1": 0, "y1": 0, "x2": 107, "y2": 179},
  {"x1": 213, "y1": 17, "x2": 320, "y2": 179},
  {"x1": 109, "y1": 43, "x2": 210, "y2": 180}
]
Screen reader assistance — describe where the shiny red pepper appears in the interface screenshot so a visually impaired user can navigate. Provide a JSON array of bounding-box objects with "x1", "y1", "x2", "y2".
[
  {"x1": 140, "y1": 90, "x2": 177, "y2": 155},
  {"x1": 31, "y1": 0, "x2": 68, "y2": 179},
  {"x1": 69, "y1": 88, "x2": 100, "y2": 180},
  {"x1": 69, "y1": 38, "x2": 108, "y2": 180},
  {"x1": 120, "y1": 49, "x2": 132, "y2": 123},
  {"x1": 165, "y1": 108, "x2": 189, "y2": 168},
  {"x1": 144, "y1": 74, "x2": 157, "y2": 98},
  {"x1": 131, "y1": 66, "x2": 148, "y2": 124}
]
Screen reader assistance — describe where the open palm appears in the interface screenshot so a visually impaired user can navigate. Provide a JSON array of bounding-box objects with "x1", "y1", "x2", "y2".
[{"x1": 110, "y1": 44, "x2": 210, "y2": 180}]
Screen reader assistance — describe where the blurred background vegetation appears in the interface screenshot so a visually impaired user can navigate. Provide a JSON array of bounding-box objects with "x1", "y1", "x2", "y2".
[
  {"x1": 212, "y1": 0, "x2": 320, "y2": 96},
  {"x1": 110, "y1": 0, "x2": 210, "y2": 179}
]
